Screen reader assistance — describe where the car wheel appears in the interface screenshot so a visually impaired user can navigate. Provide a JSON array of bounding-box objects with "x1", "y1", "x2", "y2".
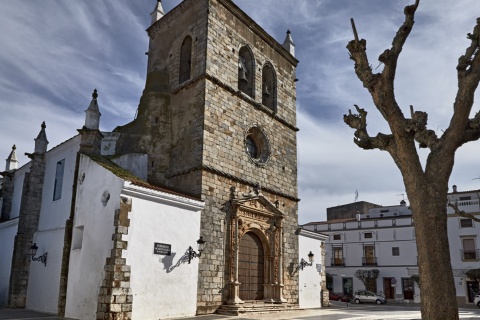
[
  {"x1": 376, "y1": 299, "x2": 382, "y2": 305},
  {"x1": 354, "y1": 299, "x2": 360, "y2": 304}
]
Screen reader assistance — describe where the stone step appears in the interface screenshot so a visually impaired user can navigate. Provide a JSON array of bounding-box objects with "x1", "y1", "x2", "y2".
[{"x1": 217, "y1": 303, "x2": 300, "y2": 316}]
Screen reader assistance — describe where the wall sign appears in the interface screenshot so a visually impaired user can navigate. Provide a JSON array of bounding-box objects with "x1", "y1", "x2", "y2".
[{"x1": 154, "y1": 242, "x2": 171, "y2": 255}]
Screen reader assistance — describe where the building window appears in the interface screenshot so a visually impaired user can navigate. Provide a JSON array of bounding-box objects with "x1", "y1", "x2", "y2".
[
  {"x1": 244, "y1": 126, "x2": 270, "y2": 166},
  {"x1": 392, "y1": 247, "x2": 400, "y2": 256},
  {"x1": 363, "y1": 245, "x2": 377, "y2": 266},
  {"x1": 459, "y1": 196, "x2": 472, "y2": 201},
  {"x1": 460, "y1": 219, "x2": 473, "y2": 228},
  {"x1": 261, "y1": 63, "x2": 276, "y2": 111},
  {"x1": 333, "y1": 234, "x2": 342, "y2": 241},
  {"x1": 461, "y1": 238, "x2": 478, "y2": 261},
  {"x1": 364, "y1": 232, "x2": 373, "y2": 239},
  {"x1": 238, "y1": 46, "x2": 255, "y2": 98},
  {"x1": 245, "y1": 136, "x2": 258, "y2": 159},
  {"x1": 332, "y1": 246, "x2": 344, "y2": 266},
  {"x1": 179, "y1": 36, "x2": 192, "y2": 84},
  {"x1": 72, "y1": 225, "x2": 84, "y2": 250},
  {"x1": 53, "y1": 159, "x2": 65, "y2": 201},
  {"x1": 342, "y1": 277, "x2": 353, "y2": 295}
]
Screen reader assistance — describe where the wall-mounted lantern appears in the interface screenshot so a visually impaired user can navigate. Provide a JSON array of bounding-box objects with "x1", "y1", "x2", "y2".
[
  {"x1": 188, "y1": 236, "x2": 206, "y2": 264},
  {"x1": 30, "y1": 243, "x2": 47, "y2": 267},
  {"x1": 298, "y1": 251, "x2": 314, "y2": 271}
]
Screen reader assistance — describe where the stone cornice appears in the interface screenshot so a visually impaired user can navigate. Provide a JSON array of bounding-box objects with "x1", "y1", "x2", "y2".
[
  {"x1": 166, "y1": 164, "x2": 299, "y2": 202},
  {"x1": 173, "y1": 73, "x2": 299, "y2": 132}
]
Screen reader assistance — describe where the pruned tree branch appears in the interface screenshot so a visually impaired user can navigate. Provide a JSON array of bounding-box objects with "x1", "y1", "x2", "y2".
[
  {"x1": 457, "y1": 17, "x2": 480, "y2": 77},
  {"x1": 443, "y1": 17, "x2": 480, "y2": 152},
  {"x1": 343, "y1": 105, "x2": 394, "y2": 150},
  {"x1": 347, "y1": 1, "x2": 419, "y2": 121},
  {"x1": 405, "y1": 105, "x2": 439, "y2": 149},
  {"x1": 447, "y1": 200, "x2": 480, "y2": 222},
  {"x1": 462, "y1": 110, "x2": 480, "y2": 144}
]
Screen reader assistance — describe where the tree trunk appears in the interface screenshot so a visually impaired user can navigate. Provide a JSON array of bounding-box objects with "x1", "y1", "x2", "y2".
[{"x1": 408, "y1": 183, "x2": 459, "y2": 320}]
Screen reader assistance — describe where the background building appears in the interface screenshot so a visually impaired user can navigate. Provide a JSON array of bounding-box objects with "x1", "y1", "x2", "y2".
[{"x1": 302, "y1": 188, "x2": 480, "y2": 305}]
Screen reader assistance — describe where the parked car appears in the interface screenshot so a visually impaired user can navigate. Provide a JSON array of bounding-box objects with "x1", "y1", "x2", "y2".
[
  {"x1": 353, "y1": 290, "x2": 386, "y2": 304},
  {"x1": 329, "y1": 291, "x2": 353, "y2": 302},
  {"x1": 474, "y1": 293, "x2": 480, "y2": 308}
]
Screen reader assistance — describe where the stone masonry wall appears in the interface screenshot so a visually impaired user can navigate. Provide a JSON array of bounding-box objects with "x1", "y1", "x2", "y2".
[
  {"x1": 96, "y1": 197, "x2": 132, "y2": 320},
  {"x1": 8, "y1": 154, "x2": 46, "y2": 308},
  {"x1": 196, "y1": 172, "x2": 299, "y2": 314},
  {"x1": 0, "y1": 171, "x2": 14, "y2": 221}
]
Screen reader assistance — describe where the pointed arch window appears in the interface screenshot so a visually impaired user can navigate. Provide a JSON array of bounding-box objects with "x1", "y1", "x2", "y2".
[
  {"x1": 179, "y1": 36, "x2": 192, "y2": 84},
  {"x1": 238, "y1": 46, "x2": 254, "y2": 98},
  {"x1": 262, "y1": 63, "x2": 276, "y2": 111}
]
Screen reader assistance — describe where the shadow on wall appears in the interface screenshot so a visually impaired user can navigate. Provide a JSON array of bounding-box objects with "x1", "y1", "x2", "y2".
[{"x1": 161, "y1": 249, "x2": 190, "y2": 273}]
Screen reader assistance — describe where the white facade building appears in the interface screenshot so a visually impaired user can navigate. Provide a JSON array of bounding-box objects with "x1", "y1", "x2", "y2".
[
  {"x1": 296, "y1": 228, "x2": 328, "y2": 308},
  {"x1": 302, "y1": 191, "x2": 480, "y2": 305},
  {"x1": 0, "y1": 93, "x2": 205, "y2": 320}
]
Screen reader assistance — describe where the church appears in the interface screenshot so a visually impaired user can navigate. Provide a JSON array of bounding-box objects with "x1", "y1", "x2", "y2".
[{"x1": 0, "y1": 0, "x2": 326, "y2": 319}]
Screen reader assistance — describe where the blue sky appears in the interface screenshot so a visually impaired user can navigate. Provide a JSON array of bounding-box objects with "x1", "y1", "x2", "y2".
[{"x1": 1, "y1": 0, "x2": 479, "y2": 223}]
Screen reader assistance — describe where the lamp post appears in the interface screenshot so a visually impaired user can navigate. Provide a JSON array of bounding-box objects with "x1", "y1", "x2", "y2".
[
  {"x1": 298, "y1": 251, "x2": 314, "y2": 271},
  {"x1": 30, "y1": 243, "x2": 47, "y2": 267},
  {"x1": 188, "y1": 236, "x2": 206, "y2": 264}
]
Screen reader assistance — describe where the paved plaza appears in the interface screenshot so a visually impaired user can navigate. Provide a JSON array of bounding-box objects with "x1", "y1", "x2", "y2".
[{"x1": 1, "y1": 302, "x2": 480, "y2": 320}]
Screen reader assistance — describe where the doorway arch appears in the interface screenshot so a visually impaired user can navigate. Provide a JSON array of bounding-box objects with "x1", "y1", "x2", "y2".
[{"x1": 238, "y1": 232, "x2": 264, "y2": 300}]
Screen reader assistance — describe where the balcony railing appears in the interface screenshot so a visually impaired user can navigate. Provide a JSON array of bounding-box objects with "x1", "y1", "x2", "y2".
[
  {"x1": 331, "y1": 258, "x2": 345, "y2": 266},
  {"x1": 461, "y1": 249, "x2": 479, "y2": 261},
  {"x1": 362, "y1": 257, "x2": 378, "y2": 266}
]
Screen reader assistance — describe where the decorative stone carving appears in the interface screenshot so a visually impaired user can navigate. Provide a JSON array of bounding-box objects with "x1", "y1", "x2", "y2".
[{"x1": 228, "y1": 195, "x2": 285, "y2": 305}]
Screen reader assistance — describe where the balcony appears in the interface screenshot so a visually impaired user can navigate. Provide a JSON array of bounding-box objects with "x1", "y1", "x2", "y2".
[
  {"x1": 362, "y1": 257, "x2": 378, "y2": 266},
  {"x1": 461, "y1": 249, "x2": 479, "y2": 261},
  {"x1": 331, "y1": 258, "x2": 345, "y2": 266}
]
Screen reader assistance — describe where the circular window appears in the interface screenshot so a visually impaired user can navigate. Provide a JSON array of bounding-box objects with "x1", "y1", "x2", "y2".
[{"x1": 244, "y1": 126, "x2": 270, "y2": 166}]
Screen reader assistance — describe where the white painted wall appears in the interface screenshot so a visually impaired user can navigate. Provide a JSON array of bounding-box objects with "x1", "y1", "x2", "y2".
[
  {"x1": 65, "y1": 155, "x2": 124, "y2": 320},
  {"x1": 25, "y1": 136, "x2": 80, "y2": 314},
  {"x1": 26, "y1": 228, "x2": 66, "y2": 313},
  {"x1": 122, "y1": 184, "x2": 203, "y2": 320},
  {"x1": 38, "y1": 136, "x2": 80, "y2": 230},
  {"x1": 298, "y1": 230, "x2": 326, "y2": 308},
  {"x1": 0, "y1": 219, "x2": 18, "y2": 306}
]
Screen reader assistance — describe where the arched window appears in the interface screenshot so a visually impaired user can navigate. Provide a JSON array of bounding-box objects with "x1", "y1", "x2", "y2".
[
  {"x1": 179, "y1": 36, "x2": 192, "y2": 84},
  {"x1": 238, "y1": 46, "x2": 254, "y2": 98},
  {"x1": 262, "y1": 63, "x2": 276, "y2": 111}
]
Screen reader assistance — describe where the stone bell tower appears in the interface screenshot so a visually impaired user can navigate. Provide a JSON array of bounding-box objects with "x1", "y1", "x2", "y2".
[{"x1": 114, "y1": 0, "x2": 299, "y2": 314}]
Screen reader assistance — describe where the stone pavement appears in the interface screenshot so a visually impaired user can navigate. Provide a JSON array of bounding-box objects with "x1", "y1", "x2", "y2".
[
  {"x1": 0, "y1": 308, "x2": 69, "y2": 320},
  {"x1": 1, "y1": 302, "x2": 480, "y2": 320}
]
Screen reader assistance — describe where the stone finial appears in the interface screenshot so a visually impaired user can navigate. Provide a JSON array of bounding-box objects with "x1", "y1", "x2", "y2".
[
  {"x1": 85, "y1": 89, "x2": 101, "y2": 130},
  {"x1": 282, "y1": 29, "x2": 295, "y2": 57},
  {"x1": 5, "y1": 144, "x2": 19, "y2": 171},
  {"x1": 150, "y1": 0, "x2": 165, "y2": 25},
  {"x1": 34, "y1": 121, "x2": 49, "y2": 154}
]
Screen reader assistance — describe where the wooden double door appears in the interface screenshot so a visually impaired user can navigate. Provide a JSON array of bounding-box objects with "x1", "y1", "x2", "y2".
[{"x1": 238, "y1": 232, "x2": 264, "y2": 300}]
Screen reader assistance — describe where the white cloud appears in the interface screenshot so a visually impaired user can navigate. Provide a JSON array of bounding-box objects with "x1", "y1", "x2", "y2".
[{"x1": 1, "y1": 0, "x2": 479, "y2": 225}]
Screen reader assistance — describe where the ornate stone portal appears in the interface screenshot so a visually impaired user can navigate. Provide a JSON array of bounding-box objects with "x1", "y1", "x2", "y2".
[{"x1": 227, "y1": 189, "x2": 286, "y2": 305}]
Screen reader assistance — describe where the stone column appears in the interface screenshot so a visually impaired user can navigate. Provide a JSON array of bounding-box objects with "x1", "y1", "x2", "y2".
[
  {"x1": 96, "y1": 197, "x2": 133, "y2": 320},
  {"x1": 0, "y1": 171, "x2": 14, "y2": 221},
  {"x1": 228, "y1": 214, "x2": 242, "y2": 304},
  {"x1": 8, "y1": 152, "x2": 46, "y2": 307},
  {"x1": 275, "y1": 224, "x2": 286, "y2": 303}
]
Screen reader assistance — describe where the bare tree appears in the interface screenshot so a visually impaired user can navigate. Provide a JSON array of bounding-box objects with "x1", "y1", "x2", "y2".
[
  {"x1": 343, "y1": 1, "x2": 480, "y2": 318},
  {"x1": 354, "y1": 269, "x2": 380, "y2": 292}
]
